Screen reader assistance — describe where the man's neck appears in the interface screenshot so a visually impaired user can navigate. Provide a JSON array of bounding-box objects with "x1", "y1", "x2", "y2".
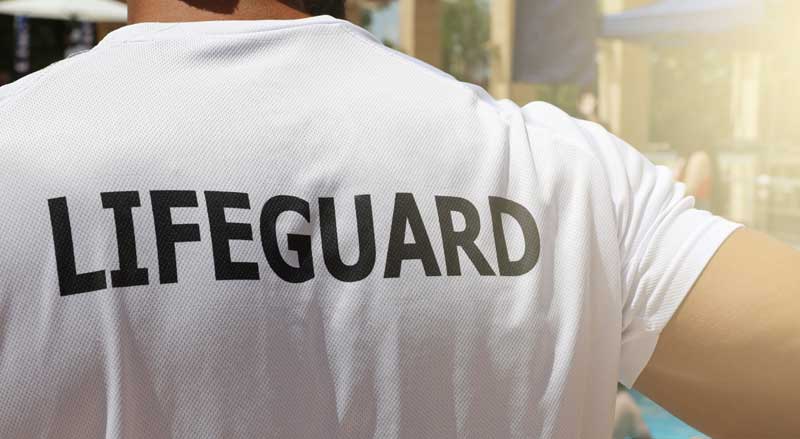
[{"x1": 127, "y1": 0, "x2": 311, "y2": 24}]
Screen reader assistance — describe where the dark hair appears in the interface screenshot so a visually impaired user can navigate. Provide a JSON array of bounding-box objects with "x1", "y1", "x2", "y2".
[
  {"x1": 178, "y1": 1, "x2": 346, "y2": 18},
  {"x1": 306, "y1": 0, "x2": 346, "y2": 18},
  {"x1": 279, "y1": 0, "x2": 346, "y2": 18}
]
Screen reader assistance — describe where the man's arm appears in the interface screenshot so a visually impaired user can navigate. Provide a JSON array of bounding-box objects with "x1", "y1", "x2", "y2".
[{"x1": 634, "y1": 228, "x2": 800, "y2": 438}]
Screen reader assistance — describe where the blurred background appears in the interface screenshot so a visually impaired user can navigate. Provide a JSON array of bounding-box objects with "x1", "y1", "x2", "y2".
[{"x1": 1, "y1": 0, "x2": 798, "y2": 437}]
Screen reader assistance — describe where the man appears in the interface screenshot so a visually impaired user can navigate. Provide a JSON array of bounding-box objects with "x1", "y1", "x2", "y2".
[
  {"x1": 613, "y1": 384, "x2": 651, "y2": 439},
  {"x1": 0, "y1": 1, "x2": 796, "y2": 438}
]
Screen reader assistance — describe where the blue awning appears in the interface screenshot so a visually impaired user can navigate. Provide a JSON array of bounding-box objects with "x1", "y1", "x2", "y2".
[{"x1": 603, "y1": 0, "x2": 765, "y2": 42}]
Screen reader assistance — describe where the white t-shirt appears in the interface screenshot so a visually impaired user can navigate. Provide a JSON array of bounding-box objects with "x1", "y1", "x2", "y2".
[{"x1": 0, "y1": 15, "x2": 740, "y2": 439}]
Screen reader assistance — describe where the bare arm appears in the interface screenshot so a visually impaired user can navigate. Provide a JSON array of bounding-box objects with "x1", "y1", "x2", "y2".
[{"x1": 634, "y1": 228, "x2": 800, "y2": 438}]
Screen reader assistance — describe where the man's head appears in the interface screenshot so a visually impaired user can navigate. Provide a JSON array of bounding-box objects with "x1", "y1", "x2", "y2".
[
  {"x1": 285, "y1": 0, "x2": 346, "y2": 18},
  {"x1": 175, "y1": 0, "x2": 346, "y2": 17},
  {"x1": 128, "y1": 0, "x2": 346, "y2": 23}
]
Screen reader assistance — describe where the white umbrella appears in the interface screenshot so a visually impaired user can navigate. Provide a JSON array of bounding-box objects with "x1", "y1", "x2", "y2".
[{"x1": 0, "y1": 0, "x2": 127, "y2": 22}]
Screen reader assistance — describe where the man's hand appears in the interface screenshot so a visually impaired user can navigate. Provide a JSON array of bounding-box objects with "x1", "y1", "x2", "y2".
[{"x1": 634, "y1": 228, "x2": 800, "y2": 438}]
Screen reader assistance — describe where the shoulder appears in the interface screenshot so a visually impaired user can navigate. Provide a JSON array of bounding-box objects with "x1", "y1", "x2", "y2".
[
  {"x1": 334, "y1": 30, "x2": 611, "y2": 162},
  {"x1": 519, "y1": 101, "x2": 616, "y2": 160},
  {"x1": 0, "y1": 69, "x2": 47, "y2": 110},
  {"x1": 513, "y1": 101, "x2": 637, "y2": 193},
  {"x1": 334, "y1": 21, "x2": 507, "y2": 121},
  {"x1": 0, "y1": 51, "x2": 94, "y2": 114}
]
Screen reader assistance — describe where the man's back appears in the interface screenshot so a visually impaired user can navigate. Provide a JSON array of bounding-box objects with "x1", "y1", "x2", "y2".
[{"x1": 0, "y1": 16, "x2": 740, "y2": 438}]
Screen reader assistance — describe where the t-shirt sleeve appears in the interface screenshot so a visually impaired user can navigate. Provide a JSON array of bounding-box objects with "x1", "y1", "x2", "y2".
[{"x1": 580, "y1": 124, "x2": 743, "y2": 387}]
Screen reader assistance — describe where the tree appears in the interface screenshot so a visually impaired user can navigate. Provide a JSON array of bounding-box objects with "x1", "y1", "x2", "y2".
[{"x1": 441, "y1": 0, "x2": 490, "y2": 86}]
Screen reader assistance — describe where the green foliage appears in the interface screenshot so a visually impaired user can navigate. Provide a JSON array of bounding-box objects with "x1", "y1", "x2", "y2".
[
  {"x1": 650, "y1": 48, "x2": 733, "y2": 151},
  {"x1": 441, "y1": 0, "x2": 490, "y2": 87},
  {"x1": 360, "y1": 9, "x2": 374, "y2": 28},
  {"x1": 530, "y1": 84, "x2": 581, "y2": 117}
]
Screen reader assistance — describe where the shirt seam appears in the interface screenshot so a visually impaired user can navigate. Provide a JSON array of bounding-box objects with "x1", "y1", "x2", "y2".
[{"x1": 98, "y1": 20, "x2": 344, "y2": 47}]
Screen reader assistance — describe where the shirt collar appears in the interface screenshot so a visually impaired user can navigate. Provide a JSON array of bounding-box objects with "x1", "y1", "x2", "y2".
[{"x1": 98, "y1": 15, "x2": 357, "y2": 45}]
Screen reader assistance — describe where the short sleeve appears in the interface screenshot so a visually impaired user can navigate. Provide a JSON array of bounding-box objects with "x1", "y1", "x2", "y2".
[{"x1": 579, "y1": 125, "x2": 742, "y2": 387}]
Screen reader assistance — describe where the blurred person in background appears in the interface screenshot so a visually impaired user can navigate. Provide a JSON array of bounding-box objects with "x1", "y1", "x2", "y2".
[
  {"x1": 0, "y1": 1, "x2": 798, "y2": 438},
  {"x1": 674, "y1": 147, "x2": 714, "y2": 211},
  {"x1": 613, "y1": 384, "x2": 652, "y2": 439},
  {"x1": 577, "y1": 87, "x2": 602, "y2": 126},
  {"x1": 672, "y1": 129, "x2": 716, "y2": 213},
  {"x1": 671, "y1": 122, "x2": 721, "y2": 213}
]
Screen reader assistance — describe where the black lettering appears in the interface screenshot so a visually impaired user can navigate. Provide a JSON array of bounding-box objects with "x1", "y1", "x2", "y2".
[
  {"x1": 205, "y1": 191, "x2": 260, "y2": 281},
  {"x1": 102, "y1": 191, "x2": 149, "y2": 288},
  {"x1": 384, "y1": 193, "x2": 441, "y2": 278},
  {"x1": 48, "y1": 197, "x2": 106, "y2": 296},
  {"x1": 319, "y1": 195, "x2": 376, "y2": 282},
  {"x1": 489, "y1": 196, "x2": 540, "y2": 276},
  {"x1": 151, "y1": 191, "x2": 201, "y2": 284},
  {"x1": 260, "y1": 196, "x2": 314, "y2": 283},
  {"x1": 435, "y1": 196, "x2": 495, "y2": 276}
]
